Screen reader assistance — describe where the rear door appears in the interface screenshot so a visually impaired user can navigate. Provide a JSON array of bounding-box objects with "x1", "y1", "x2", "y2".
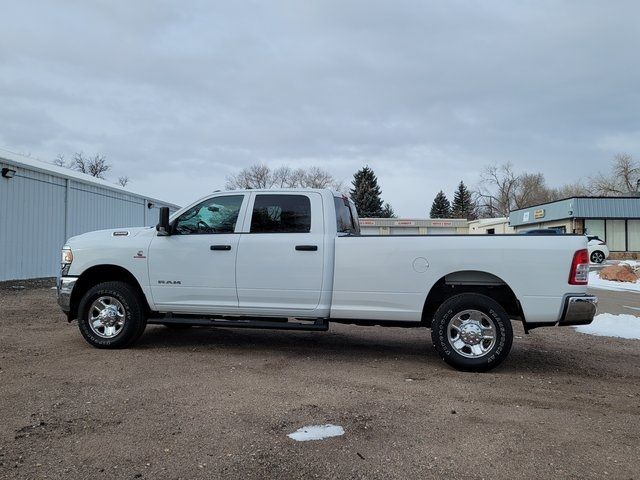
[{"x1": 236, "y1": 192, "x2": 325, "y2": 311}]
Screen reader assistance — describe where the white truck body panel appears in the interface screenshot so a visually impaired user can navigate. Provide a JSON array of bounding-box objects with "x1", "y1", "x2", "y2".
[
  {"x1": 62, "y1": 188, "x2": 590, "y2": 326},
  {"x1": 331, "y1": 234, "x2": 586, "y2": 323}
]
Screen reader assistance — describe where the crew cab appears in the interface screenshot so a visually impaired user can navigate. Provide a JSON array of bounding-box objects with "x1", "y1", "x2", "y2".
[{"x1": 57, "y1": 189, "x2": 597, "y2": 371}]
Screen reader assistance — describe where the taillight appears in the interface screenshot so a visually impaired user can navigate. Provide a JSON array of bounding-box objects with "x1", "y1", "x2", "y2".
[{"x1": 569, "y1": 249, "x2": 589, "y2": 285}]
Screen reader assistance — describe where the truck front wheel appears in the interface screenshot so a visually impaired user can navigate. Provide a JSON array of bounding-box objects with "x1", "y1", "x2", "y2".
[
  {"x1": 431, "y1": 293, "x2": 513, "y2": 372},
  {"x1": 77, "y1": 281, "x2": 146, "y2": 348}
]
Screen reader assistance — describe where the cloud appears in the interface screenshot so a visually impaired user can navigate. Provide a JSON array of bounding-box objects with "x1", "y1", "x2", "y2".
[{"x1": 1, "y1": 0, "x2": 638, "y2": 215}]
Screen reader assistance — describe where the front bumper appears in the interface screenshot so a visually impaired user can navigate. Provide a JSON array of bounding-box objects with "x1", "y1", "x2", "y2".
[
  {"x1": 559, "y1": 295, "x2": 598, "y2": 326},
  {"x1": 57, "y1": 276, "x2": 77, "y2": 313}
]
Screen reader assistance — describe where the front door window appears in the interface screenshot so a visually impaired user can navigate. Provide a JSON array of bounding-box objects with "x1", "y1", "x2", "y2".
[{"x1": 174, "y1": 195, "x2": 244, "y2": 235}]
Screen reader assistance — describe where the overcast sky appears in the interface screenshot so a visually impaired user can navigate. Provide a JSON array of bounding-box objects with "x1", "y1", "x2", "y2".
[{"x1": 1, "y1": 1, "x2": 639, "y2": 216}]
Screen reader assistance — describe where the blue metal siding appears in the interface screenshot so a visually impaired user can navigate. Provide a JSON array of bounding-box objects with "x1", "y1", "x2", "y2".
[
  {"x1": 510, "y1": 197, "x2": 640, "y2": 227},
  {"x1": 0, "y1": 157, "x2": 179, "y2": 281},
  {"x1": 574, "y1": 197, "x2": 640, "y2": 218},
  {"x1": 67, "y1": 182, "x2": 146, "y2": 237},
  {"x1": 509, "y1": 199, "x2": 574, "y2": 226},
  {"x1": 0, "y1": 162, "x2": 67, "y2": 280}
]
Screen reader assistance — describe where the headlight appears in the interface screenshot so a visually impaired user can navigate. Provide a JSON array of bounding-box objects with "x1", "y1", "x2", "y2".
[
  {"x1": 61, "y1": 247, "x2": 73, "y2": 275},
  {"x1": 61, "y1": 247, "x2": 73, "y2": 264}
]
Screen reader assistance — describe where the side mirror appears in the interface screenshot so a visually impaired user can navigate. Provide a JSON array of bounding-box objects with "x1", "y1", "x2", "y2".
[{"x1": 156, "y1": 207, "x2": 171, "y2": 236}]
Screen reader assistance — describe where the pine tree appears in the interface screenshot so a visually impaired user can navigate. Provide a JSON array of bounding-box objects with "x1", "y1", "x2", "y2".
[
  {"x1": 380, "y1": 202, "x2": 396, "y2": 218},
  {"x1": 430, "y1": 191, "x2": 452, "y2": 218},
  {"x1": 451, "y1": 181, "x2": 477, "y2": 220},
  {"x1": 350, "y1": 166, "x2": 385, "y2": 217}
]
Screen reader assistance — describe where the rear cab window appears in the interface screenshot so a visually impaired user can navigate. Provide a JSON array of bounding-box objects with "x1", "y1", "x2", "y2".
[{"x1": 334, "y1": 196, "x2": 360, "y2": 235}]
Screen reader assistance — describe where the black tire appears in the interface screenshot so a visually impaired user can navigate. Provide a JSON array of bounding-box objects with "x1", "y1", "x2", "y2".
[
  {"x1": 431, "y1": 293, "x2": 513, "y2": 372},
  {"x1": 590, "y1": 250, "x2": 605, "y2": 264},
  {"x1": 162, "y1": 323, "x2": 192, "y2": 329},
  {"x1": 77, "y1": 281, "x2": 146, "y2": 348}
]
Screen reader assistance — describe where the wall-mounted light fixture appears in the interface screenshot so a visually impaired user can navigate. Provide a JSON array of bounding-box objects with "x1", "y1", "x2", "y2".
[
  {"x1": 147, "y1": 202, "x2": 154, "y2": 209},
  {"x1": 1, "y1": 167, "x2": 16, "y2": 178}
]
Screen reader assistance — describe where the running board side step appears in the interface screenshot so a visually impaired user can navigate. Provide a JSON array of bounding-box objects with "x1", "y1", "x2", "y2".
[{"x1": 149, "y1": 317, "x2": 329, "y2": 331}]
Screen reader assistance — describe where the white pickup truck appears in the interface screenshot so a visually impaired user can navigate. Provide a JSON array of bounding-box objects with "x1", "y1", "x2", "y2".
[{"x1": 58, "y1": 188, "x2": 597, "y2": 371}]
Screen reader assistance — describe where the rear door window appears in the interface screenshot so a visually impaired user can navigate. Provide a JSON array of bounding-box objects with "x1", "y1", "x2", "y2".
[{"x1": 250, "y1": 194, "x2": 311, "y2": 233}]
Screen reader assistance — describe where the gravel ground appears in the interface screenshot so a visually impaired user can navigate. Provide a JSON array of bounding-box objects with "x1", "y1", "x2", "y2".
[{"x1": 1, "y1": 287, "x2": 639, "y2": 479}]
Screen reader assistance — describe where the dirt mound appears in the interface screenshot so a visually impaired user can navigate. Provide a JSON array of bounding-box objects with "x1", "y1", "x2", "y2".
[{"x1": 599, "y1": 264, "x2": 639, "y2": 283}]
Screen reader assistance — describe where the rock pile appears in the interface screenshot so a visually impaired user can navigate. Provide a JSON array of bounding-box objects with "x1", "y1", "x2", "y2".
[{"x1": 599, "y1": 264, "x2": 640, "y2": 283}]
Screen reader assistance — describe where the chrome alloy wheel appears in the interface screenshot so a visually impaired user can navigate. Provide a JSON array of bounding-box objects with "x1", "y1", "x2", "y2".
[
  {"x1": 447, "y1": 309, "x2": 497, "y2": 358},
  {"x1": 88, "y1": 296, "x2": 126, "y2": 338}
]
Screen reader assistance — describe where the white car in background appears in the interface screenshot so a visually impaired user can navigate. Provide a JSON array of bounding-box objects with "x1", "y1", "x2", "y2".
[{"x1": 587, "y1": 236, "x2": 609, "y2": 264}]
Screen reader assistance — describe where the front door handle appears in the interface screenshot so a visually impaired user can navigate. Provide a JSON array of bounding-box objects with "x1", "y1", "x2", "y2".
[
  {"x1": 211, "y1": 245, "x2": 232, "y2": 251},
  {"x1": 295, "y1": 245, "x2": 318, "y2": 251}
]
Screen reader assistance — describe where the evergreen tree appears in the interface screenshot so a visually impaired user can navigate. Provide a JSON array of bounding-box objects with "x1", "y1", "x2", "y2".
[
  {"x1": 451, "y1": 181, "x2": 477, "y2": 220},
  {"x1": 380, "y1": 202, "x2": 396, "y2": 218},
  {"x1": 350, "y1": 166, "x2": 385, "y2": 217},
  {"x1": 430, "y1": 190, "x2": 452, "y2": 218}
]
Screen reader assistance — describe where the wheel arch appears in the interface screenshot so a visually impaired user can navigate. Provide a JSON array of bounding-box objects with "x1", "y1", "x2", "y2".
[
  {"x1": 69, "y1": 264, "x2": 150, "y2": 321},
  {"x1": 421, "y1": 270, "x2": 524, "y2": 327}
]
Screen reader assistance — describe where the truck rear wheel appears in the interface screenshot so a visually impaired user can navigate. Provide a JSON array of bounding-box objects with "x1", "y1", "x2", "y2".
[
  {"x1": 77, "y1": 281, "x2": 146, "y2": 348},
  {"x1": 431, "y1": 293, "x2": 513, "y2": 372}
]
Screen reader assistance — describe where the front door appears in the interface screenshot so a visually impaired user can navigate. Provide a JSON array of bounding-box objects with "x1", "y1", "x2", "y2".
[
  {"x1": 236, "y1": 192, "x2": 325, "y2": 312},
  {"x1": 148, "y1": 194, "x2": 246, "y2": 312}
]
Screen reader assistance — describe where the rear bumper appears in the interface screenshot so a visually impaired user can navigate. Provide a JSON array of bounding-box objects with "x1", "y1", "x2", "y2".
[
  {"x1": 56, "y1": 276, "x2": 77, "y2": 313},
  {"x1": 559, "y1": 295, "x2": 598, "y2": 326}
]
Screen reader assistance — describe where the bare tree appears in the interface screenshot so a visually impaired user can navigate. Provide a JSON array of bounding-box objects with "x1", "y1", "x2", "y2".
[
  {"x1": 303, "y1": 166, "x2": 333, "y2": 188},
  {"x1": 475, "y1": 163, "x2": 520, "y2": 216},
  {"x1": 53, "y1": 152, "x2": 130, "y2": 186},
  {"x1": 475, "y1": 162, "x2": 589, "y2": 217},
  {"x1": 225, "y1": 163, "x2": 272, "y2": 189},
  {"x1": 272, "y1": 166, "x2": 294, "y2": 188},
  {"x1": 226, "y1": 163, "x2": 343, "y2": 191},
  {"x1": 513, "y1": 173, "x2": 554, "y2": 209},
  {"x1": 72, "y1": 152, "x2": 110, "y2": 179},
  {"x1": 53, "y1": 154, "x2": 66, "y2": 167},
  {"x1": 589, "y1": 153, "x2": 640, "y2": 196},
  {"x1": 551, "y1": 182, "x2": 590, "y2": 199}
]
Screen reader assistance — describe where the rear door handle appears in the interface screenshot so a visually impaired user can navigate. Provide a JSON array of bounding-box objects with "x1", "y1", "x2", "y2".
[
  {"x1": 211, "y1": 245, "x2": 232, "y2": 251},
  {"x1": 295, "y1": 245, "x2": 318, "y2": 251}
]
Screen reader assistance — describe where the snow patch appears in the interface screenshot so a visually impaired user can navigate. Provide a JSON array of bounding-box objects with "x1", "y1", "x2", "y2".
[
  {"x1": 588, "y1": 271, "x2": 640, "y2": 292},
  {"x1": 575, "y1": 313, "x2": 640, "y2": 340},
  {"x1": 620, "y1": 260, "x2": 640, "y2": 269},
  {"x1": 287, "y1": 424, "x2": 345, "y2": 442}
]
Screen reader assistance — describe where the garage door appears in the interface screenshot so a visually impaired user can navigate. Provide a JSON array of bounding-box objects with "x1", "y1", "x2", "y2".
[
  {"x1": 390, "y1": 227, "x2": 420, "y2": 235},
  {"x1": 360, "y1": 226, "x2": 380, "y2": 235},
  {"x1": 430, "y1": 228, "x2": 457, "y2": 234}
]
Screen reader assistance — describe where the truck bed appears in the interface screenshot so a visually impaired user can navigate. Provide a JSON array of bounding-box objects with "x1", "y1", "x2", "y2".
[{"x1": 331, "y1": 234, "x2": 588, "y2": 324}]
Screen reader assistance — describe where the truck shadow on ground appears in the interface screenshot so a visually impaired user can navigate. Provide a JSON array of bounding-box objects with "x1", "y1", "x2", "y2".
[
  {"x1": 133, "y1": 324, "x2": 601, "y2": 376},
  {"x1": 137, "y1": 325, "x2": 435, "y2": 360}
]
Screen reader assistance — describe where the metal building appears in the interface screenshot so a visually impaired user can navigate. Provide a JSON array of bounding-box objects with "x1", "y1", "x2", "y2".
[
  {"x1": 468, "y1": 217, "x2": 514, "y2": 235},
  {"x1": 0, "y1": 150, "x2": 180, "y2": 281},
  {"x1": 359, "y1": 217, "x2": 469, "y2": 235},
  {"x1": 509, "y1": 196, "x2": 640, "y2": 254}
]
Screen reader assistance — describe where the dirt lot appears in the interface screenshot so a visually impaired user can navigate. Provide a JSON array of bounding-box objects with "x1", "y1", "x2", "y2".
[{"x1": 1, "y1": 287, "x2": 639, "y2": 479}]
